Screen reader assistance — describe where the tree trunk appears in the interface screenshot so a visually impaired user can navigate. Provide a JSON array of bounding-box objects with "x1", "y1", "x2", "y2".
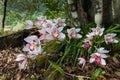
[
  {"x1": 2, "y1": 0, "x2": 7, "y2": 29},
  {"x1": 68, "y1": 0, "x2": 120, "y2": 27}
]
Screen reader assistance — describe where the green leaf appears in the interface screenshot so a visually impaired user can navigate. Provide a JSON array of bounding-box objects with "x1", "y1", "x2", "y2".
[
  {"x1": 73, "y1": 49, "x2": 81, "y2": 66},
  {"x1": 92, "y1": 68, "x2": 102, "y2": 80},
  {"x1": 60, "y1": 45, "x2": 71, "y2": 63},
  {"x1": 49, "y1": 61, "x2": 64, "y2": 75}
]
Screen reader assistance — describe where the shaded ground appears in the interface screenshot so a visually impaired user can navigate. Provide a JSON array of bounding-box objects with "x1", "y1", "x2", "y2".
[{"x1": 0, "y1": 47, "x2": 120, "y2": 80}]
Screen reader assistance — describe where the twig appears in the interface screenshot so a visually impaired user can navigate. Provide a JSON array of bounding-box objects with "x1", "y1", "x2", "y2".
[{"x1": 65, "y1": 72, "x2": 91, "y2": 79}]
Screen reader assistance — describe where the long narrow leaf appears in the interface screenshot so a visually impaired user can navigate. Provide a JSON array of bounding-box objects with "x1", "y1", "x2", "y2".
[
  {"x1": 49, "y1": 61, "x2": 64, "y2": 75},
  {"x1": 60, "y1": 45, "x2": 71, "y2": 63},
  {"x1": 73, "y1": 49, "x2": 81, "y2": 66}
]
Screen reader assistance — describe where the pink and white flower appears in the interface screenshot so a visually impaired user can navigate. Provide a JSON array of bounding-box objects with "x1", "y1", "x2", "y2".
[
  {"x1": 78, "y1": 57, "x2": 86, "y2": 68},
  {"x1": 42, "y1": 20, "x2": 56, "y2": 32},
  {"x1": 36, "y1": 16, "x2": 46, "y2": 27},
  {"x1": 46, "y1": 27, "x2": 66, "y2": 41},
  {"x1": 86, "y1": 32, "x2": 94, "y2": 40},
  {"x1": 89, "y1": 47, "x2": 109, "y2": 65},
  {"x1": 24, "y1": 20, "x2": 34, "y2": 29},
  {"x1": 82, "y1": 39, "x2": 92, "y2": 49},
  {"x1": 91, "y1": 26, "x2": 104, "y2": 36},
  {"x1": 104, "y1": 33, "x2": 118, "y2": 44},
  {"x1": 23, "y1": 35, "x2": 41, "y2": 56},
  {"x1": 67, "y1": 28, "x2": 82, "y2": 38},
  {"x1": 38, "y1": 28, "x2": 48, "y2": 41},
  {"x1": 54, "y1": 18, "x2": 66, "y2": 27},
  {"x1": 16, "y1": 54, "x2": 28, "y2": 70}
]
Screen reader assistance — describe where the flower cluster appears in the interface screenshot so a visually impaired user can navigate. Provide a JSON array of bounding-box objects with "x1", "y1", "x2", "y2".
[
  {"x1": 16, "y1": 16, "x2": 82, "y2": 70},
  {"x1": 16, "y1": 16, "x2": 119, "y2": 70},
  {"x1": 80, "y1": 26, "x2": 118, "y2": 66}
]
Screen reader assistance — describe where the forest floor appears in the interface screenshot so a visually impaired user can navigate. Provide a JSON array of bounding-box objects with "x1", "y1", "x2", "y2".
[{"x1": 0, "y1": 47, "x2": 120, "y2": 80}]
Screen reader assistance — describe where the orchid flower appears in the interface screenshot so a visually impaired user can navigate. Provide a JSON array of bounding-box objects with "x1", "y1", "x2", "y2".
[
  {"x1": 82, "y1": 39, "x2": 92, "y2": 49},
  {"x1": 24, "y1": 20, "x2": 34, "y2": 29},
  {"x1": 16, "y1": 54, "x2": 28, "y2": 70},
  {"x1": 91, "y1": 26, "x2": 104, "y2": 36},
  {"x1": 46, "y1": 27, "x2": 66, "y2": 41},
  {"x1": 89, "y1": 47, "x2": 109, "y2": 65},
  {"x1": 38, "y1": 28, "x2": 48, "y2": 42},
  {"x1": 86, "y1": 32, "x2": 94, "y2": 40},
  {"x1": 67, "y1": 28, "x2": 82, "y2": 38},
  {"x1": 23, "y1": 35, "x2": 41, "y2": 56},
  {"x1": 89, "y1": 53, "x2": 106, "y2": 65},
  {"x1": 54, "y1": 18, "x2": 66, "y2": 27},
  {"x1": 104, "y1": 33, "x2": 118, "y2": 44},
  {"x1": 42, "y1": 20, "x2": 56, "y2": 32},
  {"x1": 78, "y1": 57, "x2": 86, "y2": 68},
  {"x1": 36, "y1": 16, "x2": 46, "y2": 27}
]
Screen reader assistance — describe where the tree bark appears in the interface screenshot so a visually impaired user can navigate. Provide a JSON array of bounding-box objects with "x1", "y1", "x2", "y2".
[{"x1": 68, "y1": 0, "x2": 120, "y2": 27}]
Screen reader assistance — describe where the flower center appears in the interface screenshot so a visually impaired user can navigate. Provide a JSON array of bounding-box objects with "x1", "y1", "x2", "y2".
[
  {"x1": 39, "y1": 17, "x2": 45, "y2": 24},
  {"x1": 95, "y1": 29, "x2": 100, "y2": 36},
  {"x1": 29, "y1": 43, "x2": 35, "y2": 51},
  {"x1": 95, "y1": 56, "x2": 101, "y2": 64},
  {"x1": 70, "y1": 29, "x2": 77, "y2": 38},
  {"x1": 57, "y1": 21, "x2": 62, "y2": 27},
  {"x1": 52, "y1": 29, "x2": 59, "y2": 38},
  {"x1": 39, "y1": 19, "x2": 45, "y2": 24},
  {"x1": 107, "y1": 36, "x2": 114, "y2": 43},
  {"x1": 29, "y1": 40, "x2": 38, "y2": 51},
  {"x1": 46, "y1": 24, "x2": 52, "y2": 29}
]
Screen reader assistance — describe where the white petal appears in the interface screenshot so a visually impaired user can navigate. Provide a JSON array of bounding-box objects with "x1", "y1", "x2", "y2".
[
  {"x1": 62, "y1": 19, "x2": 65, "y2": 22},
  {"x1": 101, "y1": 28, "x2": 105, "y2": 32},
  {"x1": 100, "y1": 54, "x2": 107, "y2": 58},
  {"x1": 58, "y1": 27, "x2": 64, "y2": 32},
  {"x1": 111, "y1": 33, "x2": 116, "y2": 37},
  {"x1": 35, "y1": 46, "x2": 41, "y2": 54},
  {"x1": 75, "y1": 28, "x2": 80, "y2": 32},
  {"x1": 24, "y1": 25, "x2": 33, "y2": 29},
  {"x1": 102, "y1": 50, "x2": 109, "y2": 53},
  {"x1": 76, "y1": 34, "x2": 82, "y2": 38},
  {"x1": 67, "y1": 29, "x2": 70, "y2": 34},
  {"x1": 16, "y1": 54, "x2": 26, "y2": 61},
  {"x1": 18, "y1": 59, "x2": 27, "y2": 70},
  {"x1": 90, "y1": 53, "x2": 100, "y2": 57},
  {"x1": 24, "y1": 35, "x2": 38, "y2": 43},
  {"x1": 89, "y1": 57, "x2": 95, "y2": 63},
  {"x1": 22, "y1": 44, "x2": 30, "y2": 52},
  {"x1": 114, "y1": 40, "x2": 119, "y2": 43},
  {"x1": 97, "y1": 47, "x2": 109, "y2": 54},
  {"x1": 101, "y1": 59, "x2": 106, "y2": 65},
  {"x1": 100, "y1": 32, "x2": 103, "y2": 36},
  {"x1": 86, "y1": 32, "x2": 94, "y2": 37},
  {"x1": 58, "y1": 33, "x2": 66, "y2": 41},
  {"x1": 26, "y1": 20, "x2": 33, "y2": 25},
  {"x1": 91, "y1": 27, "x2": 95, "y2": 31},
  {"x1": 46, "y1": 34, "x2": 54, "y2": 41},
  {"x1": 67, "y1": 34, "x2": 71, "y2": 38}
]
